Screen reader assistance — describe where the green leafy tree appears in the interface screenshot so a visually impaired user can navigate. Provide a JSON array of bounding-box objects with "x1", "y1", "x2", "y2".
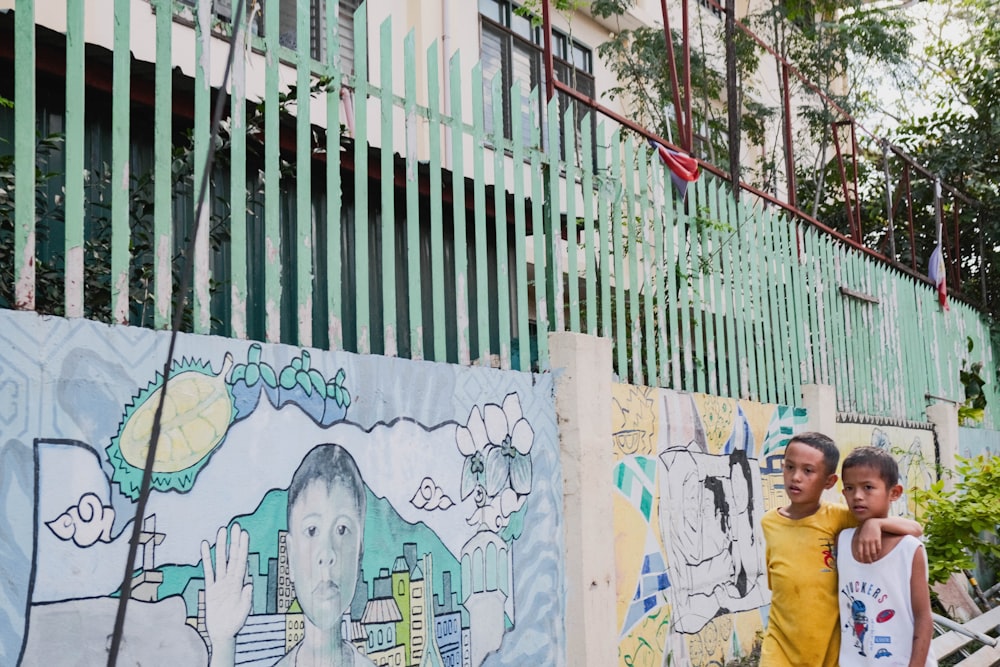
[
  {"x1": 911, "y1": 454, "x2": 1000, "y2": 586},
  {"x1": 886, "y1": 0, "x2": 1000, "y2": 316}
]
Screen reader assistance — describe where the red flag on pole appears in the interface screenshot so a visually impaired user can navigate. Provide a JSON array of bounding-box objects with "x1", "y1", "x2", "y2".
[{"x1": 649, "y1": 139, "x2": 700, "y2": 199}]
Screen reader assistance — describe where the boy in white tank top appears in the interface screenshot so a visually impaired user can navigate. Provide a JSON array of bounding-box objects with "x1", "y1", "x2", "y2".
[{"x1": 837, "y1": 446, "x2": 936, "y2": 667}]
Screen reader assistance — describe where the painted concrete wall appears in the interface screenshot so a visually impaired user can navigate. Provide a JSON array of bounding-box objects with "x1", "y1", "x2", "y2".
[
  {"x1": 611, "y1": 385, "x2": 808, "y2": 666},
  {"x1": 0, "y1": 308, "x2": 965, "y2": 667},
  {"x1": 610, "y1": 388, "x2": 945, "y2": 666},
  {"x1": 957, "y1": 426, "x2": 1000, "y2": 460},
  {"x1": 832, "y1": 422, "x2": 937, "y2": 516},
  {"x1": 0, "y1": 309, "x2": 564, "y2": 666}
]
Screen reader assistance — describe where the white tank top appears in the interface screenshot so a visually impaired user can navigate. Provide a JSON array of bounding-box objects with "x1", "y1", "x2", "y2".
[{"x1": 837, "y1": 529, "x2": 937, "y2": 666}]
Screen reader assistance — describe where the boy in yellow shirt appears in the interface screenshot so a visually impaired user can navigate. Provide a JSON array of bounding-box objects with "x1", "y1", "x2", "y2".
[{"x1": 760, "y1": 432, "x2": 922, "y2": 667}]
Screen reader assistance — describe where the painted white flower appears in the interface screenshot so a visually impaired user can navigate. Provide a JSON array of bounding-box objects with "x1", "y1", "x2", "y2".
[{"x1": 456, "y1": 393, "x2": 534, "y2": 531}]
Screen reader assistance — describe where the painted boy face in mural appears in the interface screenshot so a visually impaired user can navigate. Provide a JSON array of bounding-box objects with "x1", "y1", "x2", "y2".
[
  {"x1": 287, "y1": 478, "x2": 363, "y2": 629},
  {"x1": 203, "y1": 443, "x2": 371, "y2": 667}
]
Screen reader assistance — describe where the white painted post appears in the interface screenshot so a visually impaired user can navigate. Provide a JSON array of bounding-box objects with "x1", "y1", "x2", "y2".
[
  {"x1": 927, "y1": 400, "x2": 959, "y2": 491},
  {"x1": 801, "y1": 383, "x2": 837, "y2": 437},
  {"x1": 548, "y1": 331, "x2": 616, "y2": 667}
]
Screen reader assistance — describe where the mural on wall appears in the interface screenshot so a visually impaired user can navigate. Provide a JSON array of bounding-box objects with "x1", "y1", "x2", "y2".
[
  {"x1": 833, "y1": 422, "x2": 936, "y2": 515},
  {"x1": 612, "y1": 385, "x2": 808, "y2": 666},
  {"x1": 957, "y1": 426, "x2": 1000, "y2": 461},
  {"x1": 0, "y1": 310, "x2": 563, "y2": 666}
]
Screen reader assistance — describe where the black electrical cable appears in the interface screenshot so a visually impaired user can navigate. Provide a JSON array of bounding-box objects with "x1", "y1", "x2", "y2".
[{"x1": 106, "y1": 1, "x2": 246, "y2": 664}]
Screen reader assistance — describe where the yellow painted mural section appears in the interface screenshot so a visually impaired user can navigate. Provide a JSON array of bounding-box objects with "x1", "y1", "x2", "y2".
[
  {"x1": 834, "y1": 423, "x2": 936, "y2": 515},
  {"x1": 612, "y1": 385, "x2": 807, "y2": 666},
  {"x1": 612, "y1": 384, "x2": 941, "y2": 666}
]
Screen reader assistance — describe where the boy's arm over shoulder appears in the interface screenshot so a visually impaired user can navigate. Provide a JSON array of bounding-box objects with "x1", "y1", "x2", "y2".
[
  {"x1": 908, "y1": 543, "x2": 934, "y2": 667},
  {"x1": 876, "y1": 516, "x2": 923, "y2": 537},
  {"x1": 852, "y1": 516, "x2": 922, "y2": 563}
]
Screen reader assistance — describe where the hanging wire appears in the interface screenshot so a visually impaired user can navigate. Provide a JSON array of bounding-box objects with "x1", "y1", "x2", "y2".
[{"x1": 106, "y1": 1, "x2": 246, "y2": 664}]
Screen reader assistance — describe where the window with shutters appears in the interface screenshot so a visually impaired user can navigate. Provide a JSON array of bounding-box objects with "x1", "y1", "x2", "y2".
[
  {"x1": 478, "y1": 0, "x2": 595, "y2": 159},
  {"x1": 205, "y1": 0, "x2": 362, "y2": 73},
  {"x1": 278, "y1": 0, "x2": 362, "y2": 72}
]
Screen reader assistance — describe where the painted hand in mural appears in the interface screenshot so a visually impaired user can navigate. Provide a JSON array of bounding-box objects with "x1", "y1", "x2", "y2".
[{"x1": 201, "y1": 523, "x2": 252, "y2": 666}]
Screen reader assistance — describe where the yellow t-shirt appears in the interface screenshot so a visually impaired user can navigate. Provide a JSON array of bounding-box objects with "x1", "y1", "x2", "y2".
[{"x1": 760, "y1": 502, "x2": 858, "y2": 667}]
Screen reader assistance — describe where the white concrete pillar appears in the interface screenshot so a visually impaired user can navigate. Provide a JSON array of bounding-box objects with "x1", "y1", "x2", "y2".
[
  {"x1": 548, "y1": 331, "x2": 616, "y2": 667},
  {"x1": 801, "y1": 383, "x2": 837, "y2": 436},
  {"x1": 927, "y1": 400, "x2": 960, "y2": 491}
]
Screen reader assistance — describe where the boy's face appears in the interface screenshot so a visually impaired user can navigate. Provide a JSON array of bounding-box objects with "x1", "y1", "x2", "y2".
[
  {"x1": 841, "y1": 464, "x2": 902, "y2": 521},
  {"x1": 782, "y1": 440, "x2": 837, "y2": 507},
  {"x1": 287, "y1": 479, "x2": 364, "y2": 630}
]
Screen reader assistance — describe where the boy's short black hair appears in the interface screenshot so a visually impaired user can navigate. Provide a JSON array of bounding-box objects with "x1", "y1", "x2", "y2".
[
  {"x1": 287, "y1": 443, "x2": 367, "y2": 526},
  {"x1": 788, "y1": 431, "x2": 840, "y2": 476},
  {"x1": 841, "y1": 446, "x2": 900, "y2": 487}
]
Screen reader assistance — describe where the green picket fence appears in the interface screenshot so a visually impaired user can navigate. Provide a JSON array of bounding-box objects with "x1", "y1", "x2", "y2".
[{"x1": 3, "y1": 0, "x2": 997, "y2": 426}]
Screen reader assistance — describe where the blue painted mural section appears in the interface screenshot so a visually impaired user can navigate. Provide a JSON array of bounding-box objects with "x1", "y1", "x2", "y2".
[
  {"x1": 957, "y1": 426, "x2": 1000, "y2": 461},
  {"x1": 0, "y1": 310, "x2": 563, "y2": 666}
]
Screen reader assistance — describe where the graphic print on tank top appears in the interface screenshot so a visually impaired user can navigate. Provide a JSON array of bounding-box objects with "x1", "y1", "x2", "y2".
[
  {"x1": 838, "y1": 530, "x2": 920, "y2": 664},
  {"x1": 842, "y1": 581, "x2": 895, "y2": 658}
]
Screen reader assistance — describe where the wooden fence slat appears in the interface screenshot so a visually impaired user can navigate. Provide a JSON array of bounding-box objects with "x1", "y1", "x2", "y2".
[
  {"x1": 772, "y1": 211, "x2": 794, "y2": 405},
  {"x1": 779, "y1": 213, "x2": 802, "y2": 402},
  {"x1": 13, "y1": 0, "x2": 35, "y2": 310},
  {"x1": 564, "y1": 107, "x2": 580, "y2": 335},
  {"x1": 449, "y1": 52, "x2": 470, "y2": 365},
  {"x1": 426, "y1": 42, "x2": 446, "y2": 361},
  {"x1": 64, "y1": 0, "x2": 85, "y2": 318},
  {"x1": 510, "y1": 84, "x2": 530, "y2": 370},
  {"x1": 857, "y1": 252, "x2": 875, "y2": 413},
  {"x1": 744, "y1": 204, "x2": 765, "y2": 402},
  {"x1": 404, "y1": 31, "x2": 422, "y2": 360},
  {"x1": 379, "y1": 18, "x2": 396, "y2": 356},
  {"x1": 906, "y1": 278, "x2": 925, "y2": 416},
  {"x1": 707, "y1": 182, "x2": 727, "y2": 398},
  {"x1": 609, "y1": 129, "x2": 627, "y2": 379},
  {"x1": 264, "y1": 0, "x2": 283, "y2": 343},
  {"x1": 295, "y1": 2, "x2": 315, "y2": 347},
  {"x1": 530, "y1": 89, "x2": 549, "y2": 369},
  {"x1": 352, "y1": 3, "x2": 370, "y2": 353},
  {"x1": 637, "y1": 145, "x2": 656, "y2": 385},
  {"x1": 730, "y1": 200, "x2": 752, "y2": 399},
  {"x1": 597, "y1": 122, "x2": 612, "y2": 343},
  {"x1": 471, "y1": 64, "x2": 490, "y2": 364},
  {"x1": 816, "y1": 235, "x2": 835, "y2": 397},
  {"x1": 805, "y1": 228, "x2": 826, "y2": 386},
  {"x1": 229, "y1": 0, "x2": 247, "y2": 338},
  {"x1": 547, "y1": 97, "x2": 564, "y2": 335},
  {"x1": 805, "y1": 229, "x2": 824, "y2": 386},
  {"x1": 690, "y1": 179, "x2": 708, "y2": 395},
  {"x1": 110, "y1": 0, "x2": 131, "y2": 324},
  {"x1": 700, "y1": 182, "x2": 716, "y2": 395},
  {"x1": 719, "y1": 191, "x2": 740, "y2": 398},
  {"x1": 786, "y1": 222, "x2": 804, "y2": 387},
  {"x1": 296, "y1": 4, "x2": 314, "y2": 346},
  {"x1": 581, "y1": 114, "x2": 596, "y2": 338},
  {"x1": 763, "y1": 210, "x2": 785, "y2": 405},
  {"x1": 678, "y1": 194, "x2": 695, "y2": 393},
  {"x1": 493, "y1": 75, "x2": 511, "y2": 368},
  {"x1": 623, "y1": 134, "x2": 642, "y2": 385},
  {"x1": 827, "y1": 239, "x2": 848, "y2": 411},
  {"x1": 325, "y1": 0, "x2": 344, "y2": 350},
  {"x1": 651, "y1": 153, "x2": 668, "y2": 387},
  {"x1": 665, "y1": 175, "x2": 681, "y2": 390},
  {"x1": 699, "y1": 182, "x2": 716, "y2": 395},
  {"x1": 192, "y1": 0, "x2": 211, "y2": 333},
  {"x1": 841, "y1": 246, "x2": 860, "y2": 412}
]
